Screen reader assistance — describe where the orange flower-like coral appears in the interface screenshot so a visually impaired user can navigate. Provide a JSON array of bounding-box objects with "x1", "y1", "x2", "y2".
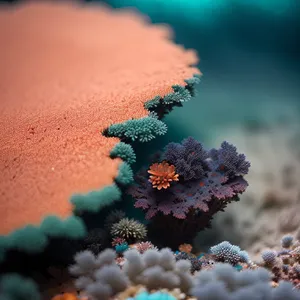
[{"x1": 148, "y1": 161, "x2": 179, "y2": 190}]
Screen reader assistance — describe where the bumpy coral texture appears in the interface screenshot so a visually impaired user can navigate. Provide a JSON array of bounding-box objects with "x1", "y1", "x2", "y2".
[
  {"x1": 69, "y1": 248, "x2": 193, "y2": 300},
  {"x1": 0, "y1": 1, "x2": 199, "y2": 234},
  {"x1": 191, "y1": 263, "x2": 300, "y2": 300},
  {"x1": 210, "y1": 241, "x2": 250, "y2": 265},
  {"x1": 128, "y1": 137, "x2": 249, "y2": 219}
]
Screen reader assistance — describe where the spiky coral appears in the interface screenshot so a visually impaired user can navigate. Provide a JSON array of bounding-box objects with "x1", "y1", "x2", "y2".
[
  {"x1": 148, "y1": 162, "x2": 179, "y2": 190},
  {"x1": 128, "y1": 137, "x2": 249, "y2": 247},
  {"x1": 210, "y1": 241, "x2": 250, "y2": 265},
  {"x1": 111, "y1": 218, "x2": 147, "y2": 243}
]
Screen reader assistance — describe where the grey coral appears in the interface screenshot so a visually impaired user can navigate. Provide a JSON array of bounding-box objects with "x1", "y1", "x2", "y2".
[
  {"x1": 123, "y1": 248, "x2": 193, "y2": 292},
  {"x1": 191, "y1": 263, "x2": 300, "y2": 300},
  {"x1": 69, "y1": 248, "x2": 193, "y2": 299}
]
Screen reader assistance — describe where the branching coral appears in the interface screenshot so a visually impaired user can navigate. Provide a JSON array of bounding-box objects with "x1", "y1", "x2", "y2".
[
  {"x1": 128, "y1": 137, "x2": 249, "y2": 247},
  {"x1": 162, "y1": 137, "x2": 209, "y2": 181}
]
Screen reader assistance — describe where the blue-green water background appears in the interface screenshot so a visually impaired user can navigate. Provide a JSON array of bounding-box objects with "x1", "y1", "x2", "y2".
[
  {"x1": 95, "y1": 0, "x2": 300, "y2": 248},
  {"x1": 97, "y1": 0, "x2": 300, "y2": 148}
]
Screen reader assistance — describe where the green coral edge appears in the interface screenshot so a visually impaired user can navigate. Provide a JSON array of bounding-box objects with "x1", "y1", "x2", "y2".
[{"x1": 0, "y1": 74, "x2": 200, "y2": 264}]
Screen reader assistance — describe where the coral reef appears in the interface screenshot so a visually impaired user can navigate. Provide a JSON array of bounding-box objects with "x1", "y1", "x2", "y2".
[
  {"x1": 259, "y1": 234, "x2": 300, "y2": 288},
  {"x1": 191, "y1": 263, "x2": 300, "y2": 300},
  {"x1": 69, "y1": 248, "x2": 193, "y2": 300},
  {"x1": 0, "y1": 0, "x2": 199, "y2": 265},
  {"x1": 128, "y1": 137, "x2": 249, "y2": 248}
]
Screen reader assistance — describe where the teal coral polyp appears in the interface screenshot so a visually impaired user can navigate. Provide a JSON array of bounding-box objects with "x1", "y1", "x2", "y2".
[{"x1": 127, "y1": 291, "x2": 176, "y2": 300}]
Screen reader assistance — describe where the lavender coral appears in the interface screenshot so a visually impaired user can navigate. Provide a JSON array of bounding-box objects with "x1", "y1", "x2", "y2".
[{"x1": 127, "y1": 137, "x2": 250, "y2": 247}]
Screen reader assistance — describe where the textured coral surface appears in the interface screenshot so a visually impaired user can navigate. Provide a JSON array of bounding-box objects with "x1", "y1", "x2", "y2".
[{"x1": 0, "y1": 1, "x2": 199, "y2": 234}]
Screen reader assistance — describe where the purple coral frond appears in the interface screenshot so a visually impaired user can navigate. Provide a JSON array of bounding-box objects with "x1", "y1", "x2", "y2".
[
  {"x1": 210, "y1": 141, "x2": 250, "y2": 177},
  {"x1": 127, "y1": 138, "x2": 250, "y2": 220},
  {"x1": 162, "y1": 137, "x2": 209, "y2": 181}
]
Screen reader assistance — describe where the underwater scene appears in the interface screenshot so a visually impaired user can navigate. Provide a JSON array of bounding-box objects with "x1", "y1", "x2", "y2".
[{"x1": 0, "y1": 0, "x2": 300, "y2": 299}]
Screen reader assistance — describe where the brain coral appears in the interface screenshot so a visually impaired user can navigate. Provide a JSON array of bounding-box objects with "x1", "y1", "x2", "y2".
[{"x1": 0, "y1": 1, "x2": 199, "y2": 235}]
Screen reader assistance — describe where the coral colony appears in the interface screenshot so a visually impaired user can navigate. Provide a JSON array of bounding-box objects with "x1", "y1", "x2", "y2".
[
  {"x1": 1, "y1": 2, "x2": 300, "y2": 300},
  {"x1": 128, "y1": 138, "x2": 250, "y2": 248}
]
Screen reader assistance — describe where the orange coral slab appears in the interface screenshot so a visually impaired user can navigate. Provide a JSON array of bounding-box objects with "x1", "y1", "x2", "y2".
[{"x1": 0, "y1": 1, "x2": 199, "y2": 235}]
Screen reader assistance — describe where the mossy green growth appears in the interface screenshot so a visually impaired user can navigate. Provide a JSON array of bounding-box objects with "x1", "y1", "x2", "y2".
[
  {"x1": 0, "y1": 236, "x2": 10, "y2": 263},
  {"x1": 110, "y1": 142, "x2": 136, "y2": 164},
  {"x1": 71, "y1": 183, "x2": 122, "y2": 213},
  {"x1": 40, "y1": 215, "x2": 86, "y2": 239},
  {"x1": 106, "y1": 116, "x2": 167, "y2": 142},
  {"x1": 0, "y1": 216, "x2": 86, "y2": 263},
  {"x1": 115, "y1": 162, "x2": 134, "y2": 186},
  {"x1": 163, "y1": 84, "x2": 191, "y2": 104},
  {"x1": 184, "y1": 74, "x2": 201, "y2": 97},
  {"x1": 144, "y1": 74, "x2": 200, "y2": 111},
  {"x1": 0, "y1": 274, "x2": 40, "y2": 300},
  {"x1": 7, "y1": 225, "x2": 48, "y2": 254}
]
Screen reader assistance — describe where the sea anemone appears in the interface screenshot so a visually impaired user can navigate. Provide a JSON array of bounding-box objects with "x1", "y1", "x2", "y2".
[
  {"x1": 111, "y1": 218, "x2": 147, "y2": 242},
  {"x1": 148, "y1": 162, "x2": 179, "y2": 190}
]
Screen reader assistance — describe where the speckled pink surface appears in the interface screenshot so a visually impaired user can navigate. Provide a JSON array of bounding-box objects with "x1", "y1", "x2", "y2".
[{"x1": 0, "y1": 1, "x2": 199, "y2": 234}]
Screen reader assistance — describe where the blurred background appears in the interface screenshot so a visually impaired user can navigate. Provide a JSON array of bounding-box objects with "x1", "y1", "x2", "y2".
[
  {"x1": 2, "y1": 0, "x2": 300, "y2": 258},
  {"x1": 93, "y1": 0, "x2": 300, "y2": 258}
]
